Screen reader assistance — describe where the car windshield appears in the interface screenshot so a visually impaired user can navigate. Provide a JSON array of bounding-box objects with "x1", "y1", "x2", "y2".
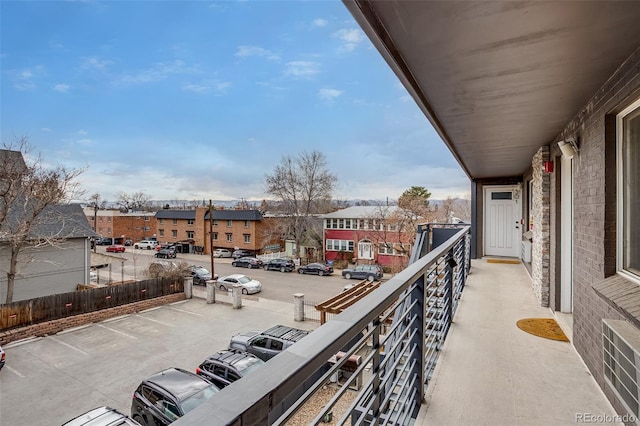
[
  {"x1": 180, "y1": 384, "x2": 219, "y2": 414},
  {"x1": 237, "y1": 276, "x2": 251, "y2": 284},
  {"x1": 234, "y1": 357, "x2": 264, "y2": 374},
  {"x1": 194, "y1": 267, "x2": 210, "y2": 275}
]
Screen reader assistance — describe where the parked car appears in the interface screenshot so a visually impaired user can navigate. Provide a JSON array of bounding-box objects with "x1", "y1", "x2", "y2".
[
  {"x1": 190, "y1": 266, "x2": 214, "y2": 285},
  {"x1": 95, "y1": 237, "x2": 113, "y2": 245},
  {"x1": 263, "y1": 258, "x2": 295, "y2": 272},
  {"x1": 217, "y1": 274, "x2": 262, "y2": 295},
  {"x1": 134, "y1": 240, "x2": 158, "y2": 250},
  {"x1": 297, "y1": 263, "x2": 334, "y2": 276},
  {"x1": 213, "y1": 248, "x2": 232, "y2": 258},
  {"x1": 229, "y1": 325, "x2": 310, "y2": 361},
  {"x1": 131, "y1": 367, "x2": 219, "y2": 425},
  {"x1": 124, "y1": 239, "x2": 133, "y2": 246},
  {"x1": 155, "y1": 243, "x2": 175, "y2": 251},
  {"x1": 105, "y1": 245, "x2": 126, "y2": 253},
  {"x1": 155, "y1": 248, "x2": 177, "y2": 259},
  {"x1": 0, "y1": 345, "x2": 5, "y2": 371},
  {"x1": 195, "y1": 348, "x2": 265, "y2": 389},
  {"x1": 232, "y1": 257, "x2": 264, "y2": 269},
  {"x1": 231, "y1": 249, "x2": 253, "y2": 259},
  {"x1": 63, "y1": 406, "x2": 140, "y2": 426},
  {"x1": 342, "y1": 264, "x2": 384, "y2": 281}
]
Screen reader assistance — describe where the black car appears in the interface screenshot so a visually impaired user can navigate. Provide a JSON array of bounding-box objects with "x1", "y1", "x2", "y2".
[
  {"x1": 155, "y1": 248, "x2": 177, "y2": 259},
  {"x1": 231, "y1": 249, "x2": 253, "y2": 259},
  {"x1": 96, "y1": 237, "x2": 113, "y2": 245},
  {"x1": 232, "y1": 256, "x2": 264, "y2": 269},
  {"x1": 131, "y1": 367, "x2": 219, "y2": 425},
  {"x1": 297, "y1": 262, "x2": 334, "y2": 276},
  {"x1": 263, "y1": 258, "x2": 296, "y2": 272},
  {"x1": 190, "y1": 266, "x2": 214, "y2": 285},
  {"x1": 341, "y1": 264, "x2": 384, "y2": 281},
  {"x1": 195, "y1": 349, "x2": 265, "y2": 389}
]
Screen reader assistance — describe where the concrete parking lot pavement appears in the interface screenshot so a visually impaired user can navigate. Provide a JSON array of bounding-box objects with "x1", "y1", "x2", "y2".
[{"x1": 0, "y1": 296, "x2": 318, "y2": 426}]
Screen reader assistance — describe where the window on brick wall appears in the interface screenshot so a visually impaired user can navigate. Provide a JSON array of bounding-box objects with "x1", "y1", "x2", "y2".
[
  {"x1": 244, "y1": 234, "x2": 250, "y2": 243},
  {"x1": 213, "y1": 232, "x2": 218, "y2": 240},
  {"x1": 226, "y1": 233, "x2": 232, "y2": 242},
  {"x1": 159, "y1": 229, "x2": 164, "y2": 237},
  {"x1": 187, "y1": 219, "x2": 194, "y2": 225},
  {"x1": 172, "y1": 230, "x2": 177, "y2": 238},
  {"x1": 187, "y1": 231, "x2": 194, "y2": 239},
  {"x1": 618, "y1": 98, "x2": 640, "y2": 281}
]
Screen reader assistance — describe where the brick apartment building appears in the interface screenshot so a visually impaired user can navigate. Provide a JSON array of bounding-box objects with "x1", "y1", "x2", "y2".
[{"x1": 83, "y1": 208, "x2": 156, "y2": 244}]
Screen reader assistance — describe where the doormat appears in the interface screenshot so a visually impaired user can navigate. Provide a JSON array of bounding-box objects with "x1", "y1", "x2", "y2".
[
  {"x1": 486, "y1": 258, "x2": 521, "y2": 264},
  {"x1": 516, "y1": 318, "x2": 569, "y2": 342}
]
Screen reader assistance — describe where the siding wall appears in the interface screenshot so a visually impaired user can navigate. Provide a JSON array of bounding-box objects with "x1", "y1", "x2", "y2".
[{"x1": 0, "y1": 238, "x2": 91, "y2": 302}]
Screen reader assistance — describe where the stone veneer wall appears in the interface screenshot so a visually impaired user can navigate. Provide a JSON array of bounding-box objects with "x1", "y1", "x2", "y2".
[{"x1": 531, "y1": 146, "x2": 551, "y2": 307}]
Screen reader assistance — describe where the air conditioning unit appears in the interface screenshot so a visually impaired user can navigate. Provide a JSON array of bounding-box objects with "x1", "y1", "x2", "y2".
[{"x1": 602, "y1": 319, "x2": 640, "y2": 422}]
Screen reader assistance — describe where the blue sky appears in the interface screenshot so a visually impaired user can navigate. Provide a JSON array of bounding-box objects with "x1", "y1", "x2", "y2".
[{"x1": 1, "y1": 0, "x2": 469, "y2": 204}]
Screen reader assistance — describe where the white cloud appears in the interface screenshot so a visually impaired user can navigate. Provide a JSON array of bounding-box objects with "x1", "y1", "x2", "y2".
[
  {"x1": 284, "y1": 61, "x2": 320, "y2": 77},
  {"x1": 312, "y1": 18, "x2": 328, "y2": 28},
  {"x1": 118, "y1": 60, "x2": 198, "y2": 84},
  {"x1": 182, "y1": 80, "x2": 231, "y2": 94},
  {"x1": 81, "y1": 56, "x2": 112, "y2": 70},
  {"x1": 318, "y1": 88, "x2": 343, "y2": 101},
  {"x1": 333, "y1": 28, "x2": 365, "y2": 52},
  {"x1": 12, "y1": 67, "x2": 43, "y2": 91},
  {"x1": 77, "y1": 130, "x2": 88, "y2": 136},
  {"x1": 53, "y1": 83, "x2": 70, "y2": 93},
  {"x1": 77, "y1": 138, "x2": 94, "y2": 146},
  {"x1": 235, "y1": 46, "x2": 280, "y2": 61}
]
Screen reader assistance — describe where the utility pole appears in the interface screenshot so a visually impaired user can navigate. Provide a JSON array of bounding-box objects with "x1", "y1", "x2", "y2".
[{"x1": 209, "y1": 199, "x2": 216, "y2": 303}]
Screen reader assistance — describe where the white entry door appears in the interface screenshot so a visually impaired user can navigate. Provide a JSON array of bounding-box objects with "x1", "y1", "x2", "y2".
[
  {"x1": 484, "y1": 186, "x2": 521, "y2": 257},
  {"x1": 358, "y1": 241, "x2": 374, "y2": 260}
]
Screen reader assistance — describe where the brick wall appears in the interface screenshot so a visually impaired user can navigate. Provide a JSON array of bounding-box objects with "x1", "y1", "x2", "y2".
[
  {"x1": 0, "y1": 293, "x2": 185, "y2": 346},
  {"x1": 552, "y1": 45, "x2": 640, "y2": 419}
]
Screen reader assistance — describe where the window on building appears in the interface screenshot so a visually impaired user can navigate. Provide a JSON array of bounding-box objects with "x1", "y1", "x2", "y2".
[
  {"x1": 159, "y1": 229, "x2": 164, "y2": 237},
  {"x1": 107, "y1": 227, "x2": 112, "y2": 234},
  {"x1": 227, "y1": 220, "x2": 232, "y2": 227},
  {"x1": 107, "y1": 217, "x2": 111, "y2": 222},
  {"x1": 244, "y1": 234, "x2": 250, "y2": 243},
  {"x1": 213, "y1": 232, "x2": 218, "y2": 241},
  {"x1": 144, "y1": 216, "x2": 150, "y2": 221},
  {"x1": 226, "y1": 233, "x2": 232, "y2": 242},
  {"x1": 213, "y1": 220, "x2": 218, "y2": 226},
  {"x1": 172, "y1": 219, "x2": 177, "y2": 225},
  {"x1": 187, "y1": 219, "x2": 194, "y2": 225},
  {"x1": 378, "y1": 243, "x2": 394, "y2": 255},
  {"x1": 99, "y1": 217, "x2": 104, "y2": 222},
  {"x1": 90, "y1": 216, "x2": 94, "y2": 222},
  {"x1": 172, "y1": 230, "x2": 177, "y2": 238},
  {"x1": 244, "y1": 220, "x2": 250, "y2": 228},
  {"x1": 618, "y1": 98, "x2": 640, "y2": 280},
  {"x1": 326, "y1": 239, "x2": 354, "y2": 252},
  {"x1": 159, "y1": 218, "x2": 164, "y2": 224},
  {"x1": 144, "y1": 226, "x2": 149, "y2": 231},
  {"x1": 345, "y1": 219, "x2": 352, "y2": 229},
  {"x1": 187, "y1": 231, "x2": 194, "y2": 239}
]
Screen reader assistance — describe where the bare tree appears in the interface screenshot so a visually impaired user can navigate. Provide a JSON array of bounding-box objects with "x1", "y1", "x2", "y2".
[
  {"x1": 116, "y1": 191, "x2": 151, "y2": 212},
  {"x1": 265, "y1": 151, "x2": 337, "y2": 258},
  {"x1": 1, "y1": 138, "x2": 85, "y2": 302}
]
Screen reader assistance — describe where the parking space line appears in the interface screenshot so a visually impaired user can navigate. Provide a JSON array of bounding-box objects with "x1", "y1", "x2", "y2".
[
  {"x1": 101, "y1": 314, "x2": 131, "y2": 323},
  {"x1": 57, "y1": 324, "x2": 92, "y2": 335},
  {"x1": 5, "y1": 365, "x2": 25, "y2": 378},
  {"x1": 4, "y1": 336, "x2": 42, "y2": 349},
  {"x1": 95, "y1": 323, "x2": 138, "y2": 339},
  {"x1": 49, "y1": 336, "x2": 89, "y2": 356},
  {"x1": 135, "y1": 314, "x2": 175, "y2": 327},
  {"x1": 169, "y1": 307, "x2": 205, "y2": 317}
]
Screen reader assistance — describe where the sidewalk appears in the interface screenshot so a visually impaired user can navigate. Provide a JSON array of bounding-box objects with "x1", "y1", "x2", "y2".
[{"x1": 416, "y1": 259, "x2": 620, "y2": 426}]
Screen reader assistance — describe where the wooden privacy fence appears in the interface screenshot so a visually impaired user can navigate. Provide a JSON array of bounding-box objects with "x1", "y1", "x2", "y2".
[{"x1": 0, "y1": 278, "x2": 184, "y2": 331}]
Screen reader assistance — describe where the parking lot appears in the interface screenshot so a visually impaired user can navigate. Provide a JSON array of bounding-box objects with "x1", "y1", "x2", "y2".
[{"x1": 0, "y1": 296, "x2": 319, "y2": 425}]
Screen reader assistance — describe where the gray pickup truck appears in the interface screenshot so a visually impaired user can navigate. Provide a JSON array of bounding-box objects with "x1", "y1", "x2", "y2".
[{"x1": 229, "y1": 325, "x2": 310, "y2": 361}]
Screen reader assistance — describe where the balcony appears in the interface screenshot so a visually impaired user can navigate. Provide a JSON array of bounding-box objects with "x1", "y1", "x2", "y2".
[{"x1": 173, "y1": 226, "x2": 616, "y2": 425}]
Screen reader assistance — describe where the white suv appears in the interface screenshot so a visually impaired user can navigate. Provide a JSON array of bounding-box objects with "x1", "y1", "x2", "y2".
[{"x1": 134, "y1": 240, "x2": 158, "y2": 250}]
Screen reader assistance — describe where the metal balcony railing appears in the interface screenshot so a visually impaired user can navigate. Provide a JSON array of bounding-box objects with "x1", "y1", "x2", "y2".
[{"x1": 174, "y1": 226, "x2": 471, "y2": 426}]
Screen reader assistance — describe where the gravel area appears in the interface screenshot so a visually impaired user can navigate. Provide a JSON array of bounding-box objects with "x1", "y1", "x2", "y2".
[{"x1": 286, "y1": 384, "x2": 358, "y2": 425}]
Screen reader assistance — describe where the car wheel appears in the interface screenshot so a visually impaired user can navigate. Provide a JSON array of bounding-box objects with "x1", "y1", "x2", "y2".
[
  {"x1": 219, "y1": 285, "x2": 226, "y2": 291},
  {"x1": 280, "y1": 267, "x2": 286, "y2": 273},
  {"x1": 232, "y1": 262, "x2": 237, "y2": 267},
  {"x1": 367, "y1": 275, "x2": 374, "y2": 282},
  {"x1": 345, "y1": 273, "x2": 352, "y2": 279},
  {"x1": 264, "y1": 265, "x2": 268, "y2": 270},
  {"x1": 298, "y1": 269, "x2": 303, "y2": 274},
  {"x1": 242, "y1": 288, "x2": 248, "y2": 295},
  {"x1": 318, "y1": 271, "x2": 324, "y2": 276},
  {"x1": 132, "y1": 415, "x2": 147, "y2": 426},
  {"x1": 134, "y1": 245, "x2": 139, "y2": 249}
]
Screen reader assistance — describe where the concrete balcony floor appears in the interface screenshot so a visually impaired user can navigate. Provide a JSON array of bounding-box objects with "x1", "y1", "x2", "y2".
[{"x1": 416, "y1": 259, "x2": 620, "y2": 426}]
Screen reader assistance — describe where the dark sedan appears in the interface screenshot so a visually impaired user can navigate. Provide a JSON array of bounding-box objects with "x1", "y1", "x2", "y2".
[
  {"x1": 297, "y1": 263, "x2": 333, "y2": 276},
  {"x1": 232, "y1": 257, "x2": 264, "y2": 269},
  {"x1": 263, "y1": 258, "x2": 296, "y2": 272}
]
